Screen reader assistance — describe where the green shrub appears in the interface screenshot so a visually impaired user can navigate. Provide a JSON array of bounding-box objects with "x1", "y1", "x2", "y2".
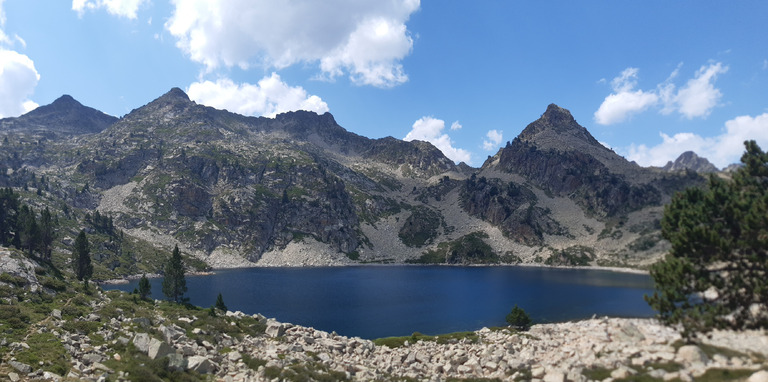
[
  {"x1": 505, "y1": 305, "x2": 532, "y2": 331},
  {"x1": 40, "y1": 276, "x2": 67, "y2": 292},
  {"x1": 0, "y1": 272, "x2": 27, "y2": 288}
]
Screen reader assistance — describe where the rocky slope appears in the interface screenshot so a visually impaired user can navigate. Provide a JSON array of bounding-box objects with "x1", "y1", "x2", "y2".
[
  {"x1": 0, "y1": 90, "x2": 711, "y2": 271},
  {"x1": 1, "y1": 268, "x2": 766, "y2": 382}
]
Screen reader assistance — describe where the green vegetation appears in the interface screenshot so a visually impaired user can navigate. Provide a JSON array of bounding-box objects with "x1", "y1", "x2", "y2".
[
  {"x1": 398, "y1": 205, "x2": 442, "y2": 247},
  {"x1": 505, "y1": 305, "x2": 532, "y2": 331},
  {"x1": 72, "y1": 230, "x2": 93, "y2": 290},
  {"x1": 408, "y1": 232, "x2": 499, "y2": 264},
  {"x1": 373, "y1": 331, "x2": 480, "y2": 348},
  {"x1": 215, "y1": 292, "x2": 227, "y2": 311},
  {"x1": 544, "y1": 245, "x2": 595, "y2": 266},
  {"x1": 162, "y1": 244, "x2": 187, "y2": 303},
  {"x1": 138, "y1": 274, "x2": 151, "y2": 300},
  {"x1": 646, "y1": 141, "x2": 768, "y2": 336}
]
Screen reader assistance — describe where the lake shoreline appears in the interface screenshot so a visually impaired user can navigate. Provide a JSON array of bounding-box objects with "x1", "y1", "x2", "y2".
[{"x1": 98, "y1": 263, "x2": 648, "y2": 285}]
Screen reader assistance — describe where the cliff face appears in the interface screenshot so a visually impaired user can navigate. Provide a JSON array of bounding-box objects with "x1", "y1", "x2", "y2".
[{"x1": 0, "y1": 91, "x2": 707, "y2": 268}]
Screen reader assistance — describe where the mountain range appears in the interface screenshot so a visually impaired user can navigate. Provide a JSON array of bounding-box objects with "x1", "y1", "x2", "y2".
[{"x1": 0, "y1": 89, "x2": 715, "y2": 272}]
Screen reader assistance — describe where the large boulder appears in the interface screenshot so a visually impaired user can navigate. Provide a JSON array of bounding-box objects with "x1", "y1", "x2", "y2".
[
  {"x1": 132, "y1": 333, "x2": 151, "y2": 354},
  {"x1": 187, "y1": 356, "x2": 214, "y2": 374},
  {"x1": 147, "y1": 338, "x2": 175, "y2": 360}
]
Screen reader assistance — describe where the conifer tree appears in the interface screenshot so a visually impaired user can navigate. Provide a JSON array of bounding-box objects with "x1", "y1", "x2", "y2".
[
  {"x1": 162, "y1": 245, "x2": 187, "y2": 303},
  {"x1": 646, "y1": 140, "x2": 768, "y2": 336},
  {"x1": 215, "y1": 293, "x2": 227, "y2": 312},
  {"x1": 138, "y1": 274, "x2": 151, "y2": 300},
  {"x1": 39, "y1": 207, "x2": 55, "y2": 261},
  {"x1": 72, "y1": 230, "x2": 93, "y2": 289},
  {"x1": 17, "y1": 205, "x2": 39, "y2": 255}
]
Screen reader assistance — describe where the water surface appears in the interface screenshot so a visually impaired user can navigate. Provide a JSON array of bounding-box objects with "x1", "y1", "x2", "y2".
[{"x1": 104, "y1": 266, "x2": 654, "y2": 339}]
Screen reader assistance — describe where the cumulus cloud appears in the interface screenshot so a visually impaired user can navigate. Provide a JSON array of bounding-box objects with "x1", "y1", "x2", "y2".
[
  {"x1": 404, "y1": 116, "x2": 471, "y2": 163},
  {"x1": 450, "y1": 121, "x2": 462, "y2": 130},
  {"x1": 626, "y1": 112, "x2": 768, "y2": 169},
  {"x1": 165, "y1": 0, "x2": 419, "y2": 87},
  {"x1": 594, "y1": 68, "x2": 659, "y2": 125},
  {"x1": 483, "y1": 129, "x2": 503, "y2": 151},
  {"x1": 72, "y1": 0, "x2": 148, "y2": 19},
  {"x1": 0, "y1": 49, "x2": 40, "y2": 117},
  {"x1": 186, "y1": 73, "x2": 329, "y2": 118},
  {"x1": 663, "y1": 62, "x2": 728, "y2": 119},
  {"x1": 595, "y1": 62, "x2": 728, "y2": 125}
]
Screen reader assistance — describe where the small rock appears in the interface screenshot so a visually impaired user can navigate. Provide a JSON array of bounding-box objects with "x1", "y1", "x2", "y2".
[
  {"x1": 8, "y1": 360, "x2": 32, "y2": 374},
  {"x1": 166, "y1": 354, "x2": 187, "y2": 371},
  {"x1": 543, "y1": 370, "x2": 565, "y2": 382},
  {"x1": 42, "y1": 371, "x2": 62, "y2": 381},
  {"x1": 51, "y1": 309, "x2": 62, "y2": 319},
  {"x1": 265, "y1": 321, "x2": 286, "y2": 338},
  {"x1": 748, "y1": 370, "x2": 768, "y2": 382},
  {"x1": 676, "y1": 345, "x2": 709, "y2": 365},
  {"x1": 92, "y1": 362, "x2": 114, "y2": 373},
  {"x1": 7, "y1": 372, "x2": 19, "y2": 382},
  {"x1": 611, "y1": 366, "x2": 636, "y2": 379},
  {"x1": 227, "y1": 351, "x2": 242, "y2": 362}
]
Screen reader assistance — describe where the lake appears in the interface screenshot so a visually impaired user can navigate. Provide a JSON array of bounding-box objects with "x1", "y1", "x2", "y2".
[{"x1": 103, "y1": 266, "x2": 655, "y2": 339}]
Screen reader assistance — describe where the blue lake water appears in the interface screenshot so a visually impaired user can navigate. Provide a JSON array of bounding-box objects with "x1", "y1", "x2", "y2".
[{"x1": 103, "y1": 266, "x2": 655, "y2": 339}]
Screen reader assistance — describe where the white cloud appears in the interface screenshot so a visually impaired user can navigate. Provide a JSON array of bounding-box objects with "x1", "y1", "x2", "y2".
[
  {"x1": 186, "y1": 73, "x2": 329, "y2": 118},
  {"x1": 165, "y1": 0, "x2": 419, "y2": 87},
  {"x1": 0, "y1": 49, "x2": 40, "y2": 118},
  {"x1": 483, "y1": 129, "x2": 503, "y2": 151},
  {"x1": 450, "y1": 121, "x2": 462, "y2": 130},
  {"x1": 595, "y1": 62, "x2": 727, "y2": 125},
  {"x1": 594, "y1": 68, "x2": 659, "y2": 125},
  {"x1": 626, "y1": 112, "x2": 768, "y2": 169},
  {"x1": 666, "y1": 62, "x2": 728, "y2": 119},
  {"x1": 404, "y1": 116, "x2": 471, "y2": 163},
  {"x1": 72, "y1": 0, "x2": 148, "y2": 19}
]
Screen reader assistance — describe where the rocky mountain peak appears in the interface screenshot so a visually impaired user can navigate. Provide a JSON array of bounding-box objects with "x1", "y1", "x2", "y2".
[
  {"x1": 663, "y1": 151, "x2": 719, "y2": 173},
  {"x1": 50, "y1": 94, "x2": 79, "y2": 107},
  {"x1": 164, "y1": 87, "x2": 191, "y2": 101},
  {"x1": 0, "y1": 94, "x2": 117, "y2": 135},
  {"x1": 514, "y1": 104, "x2": 603, "y2": 154}
]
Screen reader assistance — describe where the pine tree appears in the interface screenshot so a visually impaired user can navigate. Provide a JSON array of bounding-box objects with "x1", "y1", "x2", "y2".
[
  {"x1": 17, "y1": 205, "x2": 39, "y2": 255},
  {"x1": 162, "y1": 245, "x2": 187, "y2": 303},
  {"x1": 39, "y1": 207, "x2": 55, "y2": 261},
  {"x1": 646, "y1": 140, "x2": 768, "y2": 336},
  {"x1": 505, "y1": 305, "x2": 532, "y2": 331},
  {"x1": 215, "y1": 293, "x2": 227, "y2": 312},
  {"x1": 72, "y1": 230, "x2": 93, "y2": 289},
  {"x1": 0, "y1": 188, "x2": 19, "y2": 246},
  {"x1": 138, "y1": 274, "x2": 151, "y2": 300}
]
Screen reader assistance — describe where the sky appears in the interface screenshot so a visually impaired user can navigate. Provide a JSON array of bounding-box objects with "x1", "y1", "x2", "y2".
[{"x1": 0, "y1": 1, "x2": 767, "y2": 168}]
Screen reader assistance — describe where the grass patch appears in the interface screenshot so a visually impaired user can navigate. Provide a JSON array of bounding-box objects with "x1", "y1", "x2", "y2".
[
  {"x1": 694, "y1": 368, "x2": 755, "y2": 382},
  {"x1": 15, "y1": 332, "x2": 70, "y2": 376},
  {"x1": 374, "y1": 331, "x2": 480, "y2": 348}
]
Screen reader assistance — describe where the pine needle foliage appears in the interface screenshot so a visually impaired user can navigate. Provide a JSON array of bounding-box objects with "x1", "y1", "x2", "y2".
[
  {"x1": 646, "y1": 140, "x2": 768, "y2": 336},
  {"x1": 161, "y1": 245, "x2": 187, "y2": 303}
]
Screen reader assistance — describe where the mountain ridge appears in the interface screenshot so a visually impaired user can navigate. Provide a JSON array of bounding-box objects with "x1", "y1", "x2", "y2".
[{"x1": 0, "y1": 89, "x2": 712, "y2": 272}]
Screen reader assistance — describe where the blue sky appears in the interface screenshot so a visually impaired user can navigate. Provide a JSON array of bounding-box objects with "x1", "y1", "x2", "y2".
[{"x1": 1, "y1": 1, "x2": 767, "y2": 168}]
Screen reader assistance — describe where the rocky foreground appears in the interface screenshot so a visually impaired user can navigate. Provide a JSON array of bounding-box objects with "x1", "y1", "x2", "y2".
[{"x1": 3, "y1": 287, "x2": 768, "y2": 382}]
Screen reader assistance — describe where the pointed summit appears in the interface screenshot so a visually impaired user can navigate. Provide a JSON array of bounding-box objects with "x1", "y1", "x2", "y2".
[
  {"x1": 51, "y1": 94, "x2": 80, "y2": 107},
  {"x1": 0, "y1": 94, "x2": 117, "y2": 135},
  {"x1": 663, "y1": 151, "x2": 718, "y2": 173},
  {"x1": 517, "y1": 104, "x2": 600, "y2": 147},
  {"x1": 163, "y1": 87, "x2": 191, "y2": 101}
]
